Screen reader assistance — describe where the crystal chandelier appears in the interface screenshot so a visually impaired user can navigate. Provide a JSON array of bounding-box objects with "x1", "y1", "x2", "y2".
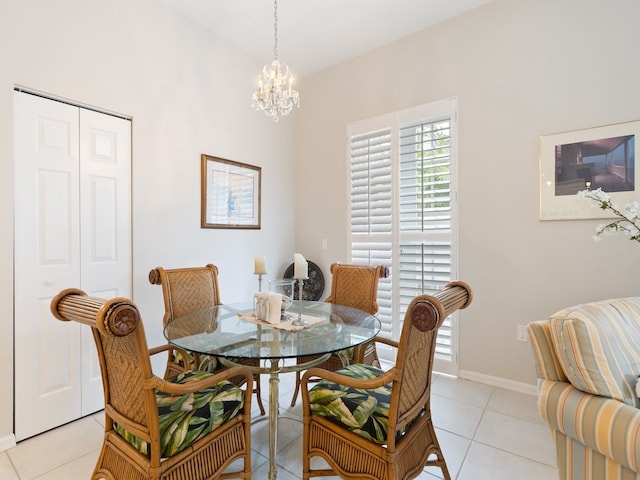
[{"x1": 251, "y1": 0, "x2": 300, "y2": 122}]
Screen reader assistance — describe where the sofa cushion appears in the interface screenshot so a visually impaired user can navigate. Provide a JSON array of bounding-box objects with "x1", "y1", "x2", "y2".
[{"x1": 549, "y1": 297, "x2": 640, "y2": 408}]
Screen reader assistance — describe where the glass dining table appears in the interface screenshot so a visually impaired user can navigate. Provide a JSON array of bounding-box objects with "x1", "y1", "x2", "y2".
[{"x1": 163, "y1": 300, "x2": 381, "y2": 480}]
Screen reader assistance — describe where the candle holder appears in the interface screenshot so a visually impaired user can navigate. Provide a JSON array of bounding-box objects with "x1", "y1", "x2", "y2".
[
  {"x1": 254, "y1": 272, "x2": 266, "y2": 291},
  {"x1": 269, "y1": 279, "x2": 295, "y2": 321},
  {"x1": 291, "y1": 277, "x2": 308, "y2": 327}
]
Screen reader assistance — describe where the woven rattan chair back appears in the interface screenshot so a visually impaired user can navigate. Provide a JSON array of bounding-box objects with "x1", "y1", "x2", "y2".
[
  {"x1": 290, "y1": 262, "x2": 389, "y2": 406},
  {"x1": 96, "y1": 324, "x2": 153, "y2": 428},
  {"x1": 50, "y1": 288, "x2": 252, "y2": 480},
  {"x1": 392, "y1": 285, "x2": 468, "y2": 430},
  {"x1": 149, "y1": 264, "x2": 265, "y2": 415},
  {"x1": 326, "y1": 262, "x2": 389, "y2": 366},
  {"x1": 301, "y1": 281, "x2": 473, "y2": 480},
  {"x1": 148, "y1": 264, "x2": 221, "y2": 325},
  {"x1": 53, "y1": 290, "x2": 156, "y2": 432},
  {"x1": 325, "y1": 262, "x2": 388, "y2": 314}
]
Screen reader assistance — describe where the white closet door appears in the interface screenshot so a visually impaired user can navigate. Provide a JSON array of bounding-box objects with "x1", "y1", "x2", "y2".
[
  {"x1": 79, "y1": 108, "x2": 131, "y2": 415},
  {"x1": 14, "y1": 92, "x2": 82, "y2": 440},
  {"x1": 14, "y1": 92, "x2": 132, "y2": 440}
]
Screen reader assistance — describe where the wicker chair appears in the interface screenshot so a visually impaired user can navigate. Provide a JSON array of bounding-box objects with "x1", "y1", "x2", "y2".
[
  {"x1": 148, "y1": 264, "x2": 265, "y2": 415},
  {"x1": 290, "y1": 262, "x2": 389, "y2": 406},
  {"x1": 50, "y1": 288, "x2": 252, "y2": 480},
  {"x1": 301, "y1": 281, "x2": 473, "y2": 480}
]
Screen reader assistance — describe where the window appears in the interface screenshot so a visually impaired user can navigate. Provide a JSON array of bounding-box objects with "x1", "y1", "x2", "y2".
[{"x1": 347, "y1": 98, "x2": 458, "y2": 374}]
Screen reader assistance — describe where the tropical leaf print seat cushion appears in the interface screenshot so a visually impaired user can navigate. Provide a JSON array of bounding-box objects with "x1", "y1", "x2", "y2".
[
  {"x1": 308, "y1": 363, "x2": 391, "y2": 444},
  {"x1": 173, "y1": 351, "x2": 255, "y2": 380},
  {"x1": 115, "y1": 370, "x2": 245, "y2": 458},
  {"x1": 171, "y1": 349, "x2": 222, "y2": 373}
]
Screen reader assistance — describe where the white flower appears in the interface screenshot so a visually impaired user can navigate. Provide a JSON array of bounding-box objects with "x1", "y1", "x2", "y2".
[
  {"x1": 627, "y1": 202, "x2": 640, "y2": 219},
  {"x1": 578, "y1": 188, "x2": 640, "y2": 244}
]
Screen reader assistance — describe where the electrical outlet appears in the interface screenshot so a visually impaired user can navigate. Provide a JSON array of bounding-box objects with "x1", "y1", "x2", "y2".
[{"x1": 517, "y1": 325, "x2": 528, "y2": 342}]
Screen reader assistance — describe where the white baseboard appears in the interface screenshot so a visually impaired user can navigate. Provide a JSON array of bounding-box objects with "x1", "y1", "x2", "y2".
[
  {"x1": 0, "y1": 433, "x2": 16, "y2": 452},
  {"x1": 457, "y1": 369, "x2": 537, "y2": 396}
]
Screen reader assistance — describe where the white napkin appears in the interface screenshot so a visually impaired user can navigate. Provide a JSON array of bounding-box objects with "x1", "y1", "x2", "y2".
[{"x1": 254, "y1": 291, "x2": 282, "y2": 325}]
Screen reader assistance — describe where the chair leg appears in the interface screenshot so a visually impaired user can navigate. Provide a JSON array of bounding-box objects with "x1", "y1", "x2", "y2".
[
  {"x1": 290, "y1": 371, "x2": 301, "y2": 406},
  {"x1": 425, "y1": 418, "x2": 451, "y2": 480},
  {"x1": 427, "y1": 454, "x2": 451, "y2": 480},
  {"x1": 255, "y1": 374, "x2": 266, "y2": 415}
]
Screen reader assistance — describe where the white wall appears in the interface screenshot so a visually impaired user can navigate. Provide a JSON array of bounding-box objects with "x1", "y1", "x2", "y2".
[
  {"x1": 0, "y1": 0, "x2": 296, "y2": 447},
  {"x1": 294, "y1": 0, "x2": 640, "y2": 389}
]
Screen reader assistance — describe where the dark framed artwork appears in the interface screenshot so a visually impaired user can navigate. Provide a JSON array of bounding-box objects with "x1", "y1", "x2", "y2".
[
  {"x1": 201, "y1": 154, "x2": 261, "y2": 229},
  {"x1": 539, "y1": 121, "x2": 639, "y2": 220}
]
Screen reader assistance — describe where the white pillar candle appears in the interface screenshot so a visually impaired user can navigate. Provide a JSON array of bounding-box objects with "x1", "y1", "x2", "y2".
[
  {"x1": 267, "y1": 292, "x2": 282, "y2": 324},
  {"x1": 254, "y1": 255, "x2": 267, "y2": 274},
  {"x1": 293, "y1": 253, "x2": 308, "y2": 279}
]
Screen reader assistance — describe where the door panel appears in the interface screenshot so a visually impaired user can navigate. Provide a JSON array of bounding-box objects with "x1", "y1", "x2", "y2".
[
  {"x1": 14, "y1": 92, "x2": 132, "y2": 439},
  {"x1": 37, "y1": 298, "x2": 76, "y2": 394},
  {"x1": 80, "y1": 109, "x2": 131, "y2": 296},
  {"x1": 79, "y1": 109, "x2": 131, "y2": 416},
  {"x1": 14, "y1": 92, "x2": 82, "y2": 441},
  {"x1": 39, "y1": 169, "x2": 74, "y2": 264}
]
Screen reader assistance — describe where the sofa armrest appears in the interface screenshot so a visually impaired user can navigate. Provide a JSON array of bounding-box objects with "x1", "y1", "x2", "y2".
[
  {"x1": 527, "y1": 321, "x2": 567, "y2": 382},
  {"x1": 539, "y1": 378, "x2": 640, "y2": 473}
]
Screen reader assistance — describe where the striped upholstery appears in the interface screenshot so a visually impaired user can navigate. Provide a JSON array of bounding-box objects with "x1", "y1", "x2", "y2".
[
  {"x1": 539, "y1": 380, "x2": 640, "y2": 479},
  {"x1": 528, "y1": 321, "x2": 568, "y2": 383},
  {"x1": 528, "y1": 297, "x2": 640, "y2": 480},
  {"x1": 549, "y1": 297, "x2": 640, "y2": 407},
  {"x1": 552, "y1": 430, "x2": 640, "y2": 480}
]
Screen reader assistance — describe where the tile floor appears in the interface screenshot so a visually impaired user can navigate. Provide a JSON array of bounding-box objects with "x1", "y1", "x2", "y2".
[{"x1": 1, "y1": 371, "x2": 558, "y2": 479}]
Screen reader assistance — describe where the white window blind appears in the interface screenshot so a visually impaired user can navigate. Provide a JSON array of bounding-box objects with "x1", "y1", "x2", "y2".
[
  {"x1": 349, "y1": 126, "x2": 394, "y2": 337},
  {"x1": 398, "y1": 116, "x2": 454, "y2": 364},
  {"x1": 347, "y1": 99, "x2": 458, "y2": 374},
  {"x1": 350, "y1": 128, "x2": 392, "y2": 235}
]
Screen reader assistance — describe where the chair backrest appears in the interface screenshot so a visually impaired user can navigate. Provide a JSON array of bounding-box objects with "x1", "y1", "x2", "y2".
[
  {"x1": 390, "y1": 281, "x2": 472, "y2": 438},
  {"x1": 50, "y1": 289, "x2": 161, "y2": 455},
  {"x1": 149, "y1": 264, "x2": 222, "y2": 325},
  {"x1": 324, "y1": 263, "x2": 389, "y2": 315}
]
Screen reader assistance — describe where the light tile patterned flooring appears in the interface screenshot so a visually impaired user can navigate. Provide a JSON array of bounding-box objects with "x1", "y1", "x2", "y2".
[{"x1": 1, "y1": 372, "x2": 558, "y2": 479}]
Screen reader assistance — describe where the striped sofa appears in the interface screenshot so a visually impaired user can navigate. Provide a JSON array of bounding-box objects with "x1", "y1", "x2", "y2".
[{"x1": 528, "y1": 297, "x2": 640, "y2": 480}]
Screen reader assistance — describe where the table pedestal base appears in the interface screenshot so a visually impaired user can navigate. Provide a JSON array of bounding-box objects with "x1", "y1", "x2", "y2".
[
  {"x1": 222, "y1": 354, "x2": 330, "y2": 479},
  {"x1": 268, "y1": 360, "x2": 279, "y2": 480}
]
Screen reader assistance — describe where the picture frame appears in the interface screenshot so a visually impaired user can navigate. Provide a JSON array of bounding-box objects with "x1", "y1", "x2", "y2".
[
  {"x1": 539, "y1": 120, "x2": 639, "y2": 220},
  {"x1": 201, "y1": 154, "x2": 261, "y2": 229}
]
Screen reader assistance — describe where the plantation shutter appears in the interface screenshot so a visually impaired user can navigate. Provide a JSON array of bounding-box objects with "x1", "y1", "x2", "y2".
[
  {"x1": 349, "y1": 125, "x2": 394, "y2": 337},
  {"x1": 398, "y1": 117, "x2": 454, "y2": 363},
  {"x1": 347, "y1": 99, "x2": 458, "y2": 374}
]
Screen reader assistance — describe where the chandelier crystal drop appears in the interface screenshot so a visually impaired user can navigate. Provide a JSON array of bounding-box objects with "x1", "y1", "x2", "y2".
[{"x1": 251, "y1": 0, "x2": 300, "y2": 122}]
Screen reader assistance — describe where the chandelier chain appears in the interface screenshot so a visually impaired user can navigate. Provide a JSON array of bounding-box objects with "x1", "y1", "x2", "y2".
[{"x1": 273, "y1": 0, "x2": 278, "y2": 60}]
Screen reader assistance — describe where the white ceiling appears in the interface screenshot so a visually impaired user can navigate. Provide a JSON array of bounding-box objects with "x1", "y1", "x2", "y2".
[{"x1": 158, "y1": 0, "x2": 493, "y2": 77}]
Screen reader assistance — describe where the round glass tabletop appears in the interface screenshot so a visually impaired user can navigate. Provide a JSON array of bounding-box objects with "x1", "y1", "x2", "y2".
[{"x1": 163, "y1": 301, "x2": 381, "y2": 360}]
